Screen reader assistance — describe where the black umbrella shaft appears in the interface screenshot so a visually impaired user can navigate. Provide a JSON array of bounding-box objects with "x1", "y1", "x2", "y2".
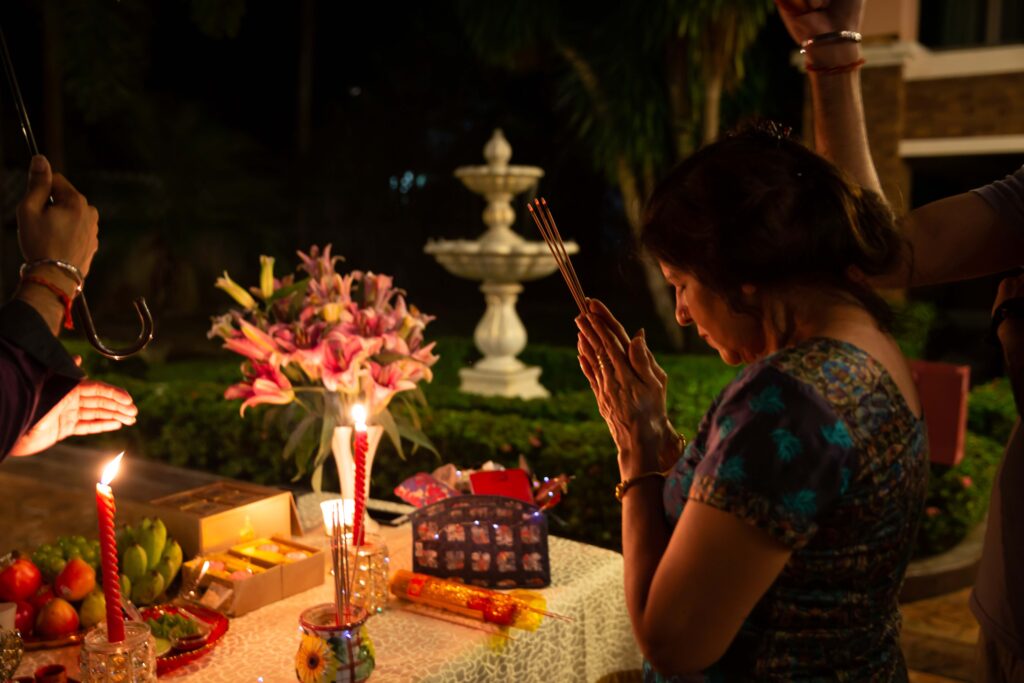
[{"x1": 0, "y1": 24, "x2": 41, "y2": 157}]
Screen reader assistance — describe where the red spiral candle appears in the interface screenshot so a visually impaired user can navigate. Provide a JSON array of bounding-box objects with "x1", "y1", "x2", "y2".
[
  {"x1": 352, "y1": 405, "x2": 368, "y2": 547},
  {"x1": 96, "y1": 454, "x2": 126, "y2": 643}
]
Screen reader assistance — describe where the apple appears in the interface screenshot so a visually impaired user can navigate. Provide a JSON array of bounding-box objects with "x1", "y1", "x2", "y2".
[
  {"x1": 35, "y1": 597, "x2": 79, "y2": 639},
  {"x1": 30, "y1": 584, "x2": 55, "y2": 610},
  {"x1": 54, "y1": 558, "x2": 96, "y2": 601},
  {"x1": 0, "y1": 557, "x2": 42, "y2": 602},
  {"x1": 15, "y1": 600, "x2": 35, "y2": 635},
  {"x1": 78, "y1": 590, "x2": 105, "y2": 629}
]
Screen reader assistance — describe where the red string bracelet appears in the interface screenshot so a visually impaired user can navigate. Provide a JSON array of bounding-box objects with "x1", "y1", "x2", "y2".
[
  {"x1": 806, "y1": 58, "x2": 866, "y2": 76},
  {"x1": 22, "y1": 274, "x2": 75, "y2": 330}
]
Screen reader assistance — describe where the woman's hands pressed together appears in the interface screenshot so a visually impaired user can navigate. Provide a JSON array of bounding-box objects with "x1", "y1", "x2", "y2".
[{"x1": 576, "y1": 298, "x2": 683, "y2": 479}]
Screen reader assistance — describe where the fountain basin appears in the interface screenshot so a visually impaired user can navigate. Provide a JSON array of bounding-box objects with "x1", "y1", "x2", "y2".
[
  {"x1": 425, "y1": 239, "x2": 579, "y2": 284},
  {"x1": 454, "y1": 166, "x2": 544, "y2": 197}
]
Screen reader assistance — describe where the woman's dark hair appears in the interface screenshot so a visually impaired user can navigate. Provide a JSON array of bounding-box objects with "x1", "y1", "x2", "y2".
[{"x1": 641, "y1": 125, "x2": 908, "y2": 331}]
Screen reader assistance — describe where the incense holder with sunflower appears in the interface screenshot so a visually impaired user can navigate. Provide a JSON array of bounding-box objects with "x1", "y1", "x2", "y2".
[{"x1": 296, "y1": 604, "x2": 374, "y2": 683}]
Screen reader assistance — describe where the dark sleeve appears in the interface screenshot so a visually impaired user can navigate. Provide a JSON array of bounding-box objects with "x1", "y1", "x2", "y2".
[
  {"x1": 0, "y1": 299, "x2": 83, "y2": 459},
  {"x1": 972, "y1": 166, "x2": 1024, "y2": 229},
  {"x1": 688, "y1": 366, "x2": 856, "y2": 550}
]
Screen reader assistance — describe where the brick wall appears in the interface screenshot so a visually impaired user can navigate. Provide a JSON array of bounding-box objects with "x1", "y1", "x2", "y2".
[
  {"x1": 904, "y1": 73, "x2": 1024, "y2": 139},
  {"x1": 862, "y1": 66, "x2": 911, "y2": 210},
  {"x1": 801, "y1": 66, "x2": 911, "y2": 209}
]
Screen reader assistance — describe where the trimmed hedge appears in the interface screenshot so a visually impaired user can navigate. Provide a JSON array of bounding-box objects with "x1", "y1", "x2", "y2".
[{"x1": 68, "y1": 319, "x2": 1013, "y2": 558}]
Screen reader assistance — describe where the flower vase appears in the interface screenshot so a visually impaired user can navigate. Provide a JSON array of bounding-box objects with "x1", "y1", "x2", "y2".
[
  {"x1": 332, "y1": 425, "x2": 385, "y2": 535},
  {"x1": 296, "y1": 604, "x2": 374, "y2": 683}
]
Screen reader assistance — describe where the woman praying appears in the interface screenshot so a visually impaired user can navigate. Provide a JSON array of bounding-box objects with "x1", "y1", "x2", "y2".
[{"x1": 577, "y1": 128, "x2": 926, "y2": 680}]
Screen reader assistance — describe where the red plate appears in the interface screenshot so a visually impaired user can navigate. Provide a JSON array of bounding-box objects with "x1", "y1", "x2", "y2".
[{"x1": 140, "y1": 603, "x2": 229, "y2": 676}]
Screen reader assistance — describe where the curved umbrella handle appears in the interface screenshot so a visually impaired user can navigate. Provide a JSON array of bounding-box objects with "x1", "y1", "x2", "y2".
[
  {"x1": 75, "y1": 291, "x2": 155, "y2": 360},
  {"x1": 2, "y1": 25, "x2": 155, "y2": 361}
]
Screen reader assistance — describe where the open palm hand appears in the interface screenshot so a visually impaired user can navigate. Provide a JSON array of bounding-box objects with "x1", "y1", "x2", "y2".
[{"x1": 9, "y1": 373, "x2": 137, "y2": 456}]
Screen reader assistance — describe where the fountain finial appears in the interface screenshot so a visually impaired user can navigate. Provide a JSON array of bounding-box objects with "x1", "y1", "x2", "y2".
[{"x1": 483, "y1": 129, "x2": 512, "y2": 171}]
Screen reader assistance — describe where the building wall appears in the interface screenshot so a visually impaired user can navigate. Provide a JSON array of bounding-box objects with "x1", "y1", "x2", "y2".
[
  {"x1": 862, "y1": 66, "x2": 911, "y2": 210},
  {"x1": 801, "y1": 62, "x2": 1024, "y2": 211},
  {"x1": 904, "y1": 73, "x2": 1024, "y2": 139}
]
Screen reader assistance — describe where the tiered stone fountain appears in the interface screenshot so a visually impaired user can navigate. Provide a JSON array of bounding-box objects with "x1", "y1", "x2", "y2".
[{"x1": 425, "y1": 129, "x2": 578, "y2": 399}]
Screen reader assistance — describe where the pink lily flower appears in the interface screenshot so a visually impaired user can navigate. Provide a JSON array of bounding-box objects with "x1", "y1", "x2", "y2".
[{"x1": 225, "y1": 363, "x2": 296, "y2": 416}]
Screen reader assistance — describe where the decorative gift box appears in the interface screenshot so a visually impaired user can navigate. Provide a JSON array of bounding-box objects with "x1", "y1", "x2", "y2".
[
  {"x1": 182, "y1": 536, "x2": 324, "y2": 616},
  {"x1": 140, "y1": 481, "x2": 305, "y2": 558},
  {"x1": 410, "y1": 495, "x2": 550, "y2": 588}
]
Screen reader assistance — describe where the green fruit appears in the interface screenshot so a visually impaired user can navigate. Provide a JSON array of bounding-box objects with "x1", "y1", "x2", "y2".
[
  {"x1": 153, "y1": 637, "x2": 171, "y2": 657},
  {"x1": 131, "y1": 570, "x2": 165, "y2": 606},
  {"x1": 138, "y1": 519, "x2": 167, "y2": 572},
  {"x1": 115, "y1": 526, "x2": 135, "y2": 557},
  {"x1": 79, "y1": 591, "x2": 105, "y2": 629},
  {"x1": 160, "y1": 540, "x2": 182, "y2": 577},
  {"x1": 123, "y1": 544, "x2": 148, "y2": 582},
  {"x1": 48, "y1": 558, "x2": 67, "y2": 583},
  {"x1": 120, "y1": 574, "x2": 131, "y2": 598}
]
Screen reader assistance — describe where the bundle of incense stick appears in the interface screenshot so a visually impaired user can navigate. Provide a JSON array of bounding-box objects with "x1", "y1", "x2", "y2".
[
  {"x1": 329, "y1": 505, "x2": 352, "y2": 625},
  {"x1": 527, "y1": 198, "x2": 586, "y2": 313}
]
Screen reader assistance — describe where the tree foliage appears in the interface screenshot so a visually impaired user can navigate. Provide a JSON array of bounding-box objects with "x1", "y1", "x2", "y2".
[{"x1": 455, "y1": 0, "x2": 773, "y2": 347}]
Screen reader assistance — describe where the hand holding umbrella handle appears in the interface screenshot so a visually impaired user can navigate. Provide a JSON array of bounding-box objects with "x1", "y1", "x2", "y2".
[{"x1": 1, "y1": 24, "x2": 154, "y2": 360}]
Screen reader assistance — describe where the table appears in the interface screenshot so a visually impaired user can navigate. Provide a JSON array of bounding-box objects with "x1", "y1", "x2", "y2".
[{"x1": 6, "y1": 449, "x2": 642, "y2": 682}]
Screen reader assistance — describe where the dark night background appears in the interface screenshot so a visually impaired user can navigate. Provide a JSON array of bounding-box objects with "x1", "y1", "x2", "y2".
[{"x1": 0, "y1": 0, "x2": 1011, "y2": 380}]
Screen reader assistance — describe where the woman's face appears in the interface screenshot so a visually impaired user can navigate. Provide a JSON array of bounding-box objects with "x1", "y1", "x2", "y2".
[{"x1": 659, "y1": 261, "x2": 765, "y2": 366}]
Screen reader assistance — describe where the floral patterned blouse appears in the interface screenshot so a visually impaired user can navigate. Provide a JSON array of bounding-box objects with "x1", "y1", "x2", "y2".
[{"x1": 644, "y1": 338, "x2": 928, "y2": 682}]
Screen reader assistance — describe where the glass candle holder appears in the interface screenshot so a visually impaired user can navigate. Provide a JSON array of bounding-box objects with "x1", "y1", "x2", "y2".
[
  {"x1": 79, "y1": 621, "x2": 157, "y2": 683},
  {"x1": 0, "y1": 628, "x2": 23, "y2": 681},
  {"x1": 349, "y1": 533, "x2": 390, "y2": 615},
  {"x1": 296, "y1": 604, "x2": 374, "y2": 683}
]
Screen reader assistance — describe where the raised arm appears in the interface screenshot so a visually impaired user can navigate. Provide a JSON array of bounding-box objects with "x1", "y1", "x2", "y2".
[
  {"x1": 776, "y1": 0, "x2": 879, "y2": 196},
  {"x1": 777, "y1": 0, "x2": 1024, "y2": 286}
]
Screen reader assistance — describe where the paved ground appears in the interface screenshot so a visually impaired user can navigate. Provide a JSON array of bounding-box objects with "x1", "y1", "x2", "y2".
[
  {"x1": 904, "y1": 587, "x2": 978, "y2": 682},
  {"x1": 0, "y1": 445, "x2": 983, "y2": 680}
]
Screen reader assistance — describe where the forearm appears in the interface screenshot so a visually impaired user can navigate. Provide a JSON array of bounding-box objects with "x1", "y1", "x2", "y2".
[
  {"x1": 621, "y1": 478, "x2": 674, "y2": 654},
  {"x1": 881, "y1": 194, "x2": 1024, "y2": 288},
  {"x1": 0, "y1": 338, "x2": 48, "y2": 458},
  {"x1": 807, "y1": 43, "x2": 881, "y2": 197}
]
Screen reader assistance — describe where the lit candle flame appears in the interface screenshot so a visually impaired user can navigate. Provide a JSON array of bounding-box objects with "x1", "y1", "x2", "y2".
[
  {"x1": 100, "y1": 452, "x2": 125, "y2": 486},
  {"x1": 351, "y1": 404, "x2": 367, "y2": 432}
]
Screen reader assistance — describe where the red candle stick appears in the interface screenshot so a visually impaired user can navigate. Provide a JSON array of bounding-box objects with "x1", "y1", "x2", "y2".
[
  {"x1": 352, "y1": 404, "x2": 368, "y2": 547},
  {"x1": 95, "y1": 453, "x2": 126, "y2": 643}
]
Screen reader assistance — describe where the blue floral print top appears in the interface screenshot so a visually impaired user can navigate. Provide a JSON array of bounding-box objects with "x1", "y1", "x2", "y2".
[{"x1": 644, "y1": 338, "x2": 927, "y2": 682}]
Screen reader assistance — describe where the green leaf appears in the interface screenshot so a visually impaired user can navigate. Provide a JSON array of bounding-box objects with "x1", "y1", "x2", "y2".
[
  {"x1": 283, "y1": 413, "x2": 317, "y2": 462},
  {"x1": 308, "y1": 412, "x2": 337, "y2": 492},
  {"x1": 267, "y1": 278, "x2": 309, "y2": 303},
  {"x1": 397, "y1": 421, "x2": 440, "y2": 458},
  {"x1": 375, "y1": 410, "x2": 405, "y2": 460}
]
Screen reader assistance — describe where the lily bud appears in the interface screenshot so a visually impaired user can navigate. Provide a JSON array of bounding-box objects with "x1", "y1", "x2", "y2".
[
  {"x1": 216, "y1": 271, "x2": 257, "y2": 310},
  {"x1": 259, "y1": 256, "x2": 276, "y2": 299},
  {"x1": 322, "y1": 303, "x2": 341, "y2": 323}
]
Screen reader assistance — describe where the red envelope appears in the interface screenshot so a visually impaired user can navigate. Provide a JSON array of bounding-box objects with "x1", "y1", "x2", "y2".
[
  {"x1": 469, "y1": 469, "x2": 534, "y2": 504},
  {"x1": 394, "y1": 472, "x2": 460, "y2": 508}
]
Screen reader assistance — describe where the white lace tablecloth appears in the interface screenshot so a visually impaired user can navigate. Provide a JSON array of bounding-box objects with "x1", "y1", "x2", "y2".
[{"x1": 17, "y1": 494, "x2": 641, "y2": 682}]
